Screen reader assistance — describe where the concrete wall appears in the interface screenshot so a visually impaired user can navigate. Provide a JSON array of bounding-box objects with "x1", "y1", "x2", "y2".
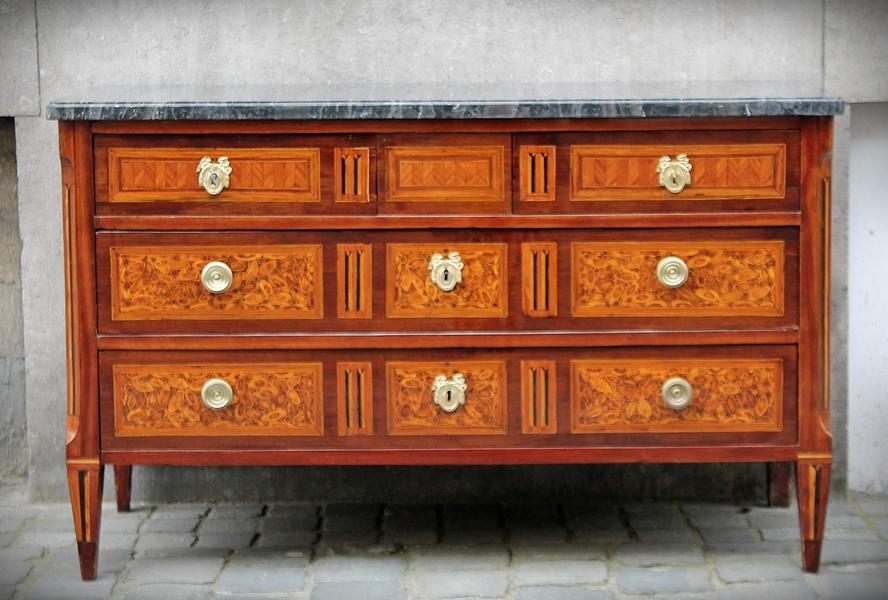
[
  {"x1": 1, "y1": 0, "x2": 887, "y2": 502},
  {"x1": 0, "y1": 119, "x2": 27, "y2": 479},
  {"x1": 848, "y1": 103, "x2": 888, "y2": 494}
]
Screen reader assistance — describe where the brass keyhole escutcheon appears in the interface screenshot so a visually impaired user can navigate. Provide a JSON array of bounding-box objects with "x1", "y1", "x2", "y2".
[
  {"x1": 197, "y1": 156, "x2": 232, "y2": 196},
  {"x1": 431, "y1": 372, "x2": 467, "y2": 413},
  {"x1": 429, "y1": 251, "x2": 464, "y2": 292},
  {"x1": 657, "y1": 154, "x2": 692, "y2": 194}
]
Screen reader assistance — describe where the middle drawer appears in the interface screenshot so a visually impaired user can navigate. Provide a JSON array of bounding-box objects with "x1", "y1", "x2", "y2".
[{"x1": 96, "y1": 228, "x2": 798, "y2": 334}]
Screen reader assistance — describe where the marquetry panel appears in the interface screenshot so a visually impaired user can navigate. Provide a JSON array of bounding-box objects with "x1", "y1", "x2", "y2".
[
  {"x1": 335, "y1": 147, "x2": 371, "y2": 203},
  {"x1": 521, "y1": 360, "x2": 557, "y2": 434},
  {"x1": 522, "y1": 242, "x2": 558, "y2": 317},
  {"x1": 337, "y1": 243, "x2": 372, "y2": 319},
  {"x1": 338, "y1": 362, "x2": 373, "y2": 435},
  {"x1": 519, "y1": 145, "x2": 556, "y2": 201},
  {"x1": 571, "y1": 358, "x2": 782, "y2": 433},
  {"x1": 112, "y1": 363, "x2": 324, "y2": 436},
  {"x1": 387, "y1": 361, "x2": 507, "y2": 435},
  {"x1": 570, "y1": 143, "x2": 786, "y2": 200},
  {"x1": 386, "y1": 243, "x2": 509, "y2": 318},
  {"x1": 107, "y1": 147, "x2": 321, "y2": 202},
  {"x1": 110, "y1": 244, "x2": 323, "y2": 320},
  {"x1": 384, "y1": 145, "x2": 505, "y2": 202},
  {"x1": 571, "y1": 240, "x2": 784, "y2": 317}
]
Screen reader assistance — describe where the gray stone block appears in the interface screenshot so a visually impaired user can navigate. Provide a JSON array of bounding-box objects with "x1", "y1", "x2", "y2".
[
  {"x1": 254, "y1": 530, "x2": 318, "y2": 549},
  {"x1": 103, "y1": 533, "x2": 139, "y2": 550},
  {"x1": 193, "y1": 533, "x2": 255, "y2": 550},
  {"x1": 260, "y1": 513, "x2": 320, "y2": 532},
  {"x1": 760, "y1": 527, "x2": 800, "y2": 541},
  {"x1": 141, "y1": 517, "x2": 200, "y2": 533},
  {"x1": 122, "y1": 583, "x2": 212, "y2": 600},
  {"x1": 614, "y1": 543, "x2": 705, "y2": 566},
  {"x1": 411, "y1": 570, "x2": 507, "y2": 599},
  {"x1": 503, "y1": 503, "x2": 559, "y2": 518},
  {"x1": 509, "y1": 527, "x2": 569, "y2": 544},
  {"x1": 817, "y1": 567, "x2": 888, "y2": 600},
  {"x1": 21, "y1": 574, "x2": 117, "y2": 600},
  {"x1": 856, "y1": 497, "x2": 888, "y2": 517},
  {"x1": 22, "y1": 517, "x2": 73, "y2": 533},
  {"x1": 746, "y1": 511, "x2": 796, "y2": 529},
  {"x1": 14, "y1": 531, "x2": 73, "y2": 548},
  {"x1": 512, "y1": 560, "x2": 608, "y2": 586},
  {"x1": 0, "y1": 520, "x2": 19, "y2": 534},
  {"x1": 151, "y1": 504, "x2": 209, "y2": 519},
  {"x1": 0, "y1": 533, "x2": 13, "y2": 548},
  {"x1": 410, "y1": 545, "x2": 508, "y2": 571},
  {"x1": 825, "y1": 514, "x2": 868, "y2": 529},
  {"x1": 384, "y1": 504, "x2": 438, "y2": 519},
  {"x1": 635, "y1": 528, "x2": 700, "y2": 543},
  {"x1": 629, "y1": 513, "x2": 689, "y2": 530},
  {"x1": 511, "y1": 543, "x2": 606, "y2": 563},
  {"x1": 439, "y1": 529, "x2": 504, "y2": 545},
  {"x1": 515, "y1": 587, "x2": 614, "y2": 600},
  {"x1": 714, "y1": 555, "x2": 801, "y2": 583},
  {"x1": 124, "y1": 551, "x2": 227, "y2": 585},
  {"x1": 265, "y1": 503, "x2": 320, "y2": 518},
  {"x1": 821, "y1": 541, "x2": 888, "y2": 564},
  {"x1": 323, "y1": 503, "x2": 381, "y2": 533},
  {"x1": 700, "y1": 527, "x2": 761, "y2": 544},
  {"x1": 717, "y1": 581, "x2": 816, "y2": 600},
  {"x1": 207, "y1": 504, "x2": 264, "y2": 519},
  {"x1": 573, "y1": 529, "x2": 631, "y2": 544},
  {"x1": 564, "y1": 505, "x2": 622, "y2": 530},
  {"x1": 134, "y1": 533, "x2": 196, "y2": 552},
  {"x1": 705, "y1": 542, "x2": 796, "y2": 556},
  {"x1": 215, "y1": 548, "x2": 307, "y2": 593},
  {"x1": 312, "y1": 554, "x2": 406, "y2": 583},
  {"x1": 825, "y1": 529, "x2": 881, "y2": 541},
  {"x1": 199, "y1": 518, "x2": 257, "y2": 534},
  {"x1": 0, "y1": 554, "x2": 30, "y2": 585},
  {"x1": 687, "y1": 512, "x2": 749, "y2": 529},
  {"x1": 617, "y1": 566, "x2": 711, "y2": 594},
  {"x1": 318, "y1": 530, "x2": 379, "y2": 546},
  {"x1": 442, "y1": 505, "x2": 500, "y2": 531},
  {"x1": 310, "y1": 581, "x2": 407, "y2": 600},
  {"x1": 0, "y1": 585, "x2": 12, "y2": 600}
]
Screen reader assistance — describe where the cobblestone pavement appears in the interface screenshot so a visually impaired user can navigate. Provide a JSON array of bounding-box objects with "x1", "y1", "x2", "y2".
[{"x1": 1, "y1": 491, "x2": 887, "y2": 599}]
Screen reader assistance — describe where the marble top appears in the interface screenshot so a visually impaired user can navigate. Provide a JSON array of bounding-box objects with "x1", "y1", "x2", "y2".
[{"x1": 46, "y1": 82, "x2": 844, "y2": 120}]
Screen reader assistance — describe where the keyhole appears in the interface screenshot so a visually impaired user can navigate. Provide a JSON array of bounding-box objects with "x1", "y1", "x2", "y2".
[
  {"x1": 209, "y1": 172, "x2": 218, "y2": 185},
  {"x1": 446, "y1": 390, "x2": 452, "y2": 403},
  {"x1": 442, "y1": 269, "x2": 449, "y2": 282}
]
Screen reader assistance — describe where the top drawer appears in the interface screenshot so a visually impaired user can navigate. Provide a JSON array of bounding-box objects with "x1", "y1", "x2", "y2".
[
  {"x1": 94, "y1": 134, "x2": 377, "y2": 215},
  {"x1": 514, "y1": 130, "x2": 799, "y2": 214}
]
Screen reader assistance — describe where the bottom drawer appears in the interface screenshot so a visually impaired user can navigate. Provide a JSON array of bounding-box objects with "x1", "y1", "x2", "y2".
[{"x1": 100, "y1": 345, "x2": 796, "y2": 450}]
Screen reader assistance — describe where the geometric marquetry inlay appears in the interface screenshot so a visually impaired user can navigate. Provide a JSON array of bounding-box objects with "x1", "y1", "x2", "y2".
[
  {"x1": 107, "y1": 147, "x2": 321, "y2": 202},
  {"x1": 384, "y1": 145, "x2": 505, "y2": 203},
  {"x1": 570, "y1": 143, "x2": 786, "y2": 201}
]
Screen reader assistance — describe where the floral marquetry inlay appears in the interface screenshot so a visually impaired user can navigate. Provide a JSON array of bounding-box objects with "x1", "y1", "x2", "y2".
[
  {"x1": 387, "y1": 243, "x2": 508, "y2": 318},
  {"x1": 113, "y1": 363, "x2": 324, "y2": 436},
  {"x1": 572, "y1": 240, "x2": 784, "y2": 317},
  {"x1": 571, "y1": 359, "x2": 782, "y2": 433},
  {"x1": 110, "y1": 245, "x2": 323, "y2": 320},
  {"x1": 387, "y1": 361, "x2": 507, "y2": 435}
]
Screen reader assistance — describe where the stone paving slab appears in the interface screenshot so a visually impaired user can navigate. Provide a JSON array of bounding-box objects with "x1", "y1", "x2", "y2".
[{"x1": 1, "y1": 494, "x2": 888, "y2": 599}]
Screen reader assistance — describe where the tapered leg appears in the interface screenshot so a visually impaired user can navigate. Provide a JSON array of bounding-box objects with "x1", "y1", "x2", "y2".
[
  {"x1": 767, "y1": 462, "x2": 792, "y2": 507},
  {"x1": 113, "y1": 465, "x2": 132, "y2": 512},
  {"x1": 67, "y1": 463, "x2": 104, "y2": 580},
  {"x1": 795, "y1": 460, "x2": 831, "y2": 572}
]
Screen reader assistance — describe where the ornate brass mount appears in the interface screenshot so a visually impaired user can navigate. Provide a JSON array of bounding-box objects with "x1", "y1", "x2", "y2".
[
  {"x1": 656, "y1": 256, "x2": 689, "y2": 288},
  {"x1": 657, "y1": 154, "x2": 692, "y2": 193},
  {"x1": 431, "y1": 372, "x2": 467, "y2": 413},
  {"x1": 197, "y1": 156, "x2": 232, "y2": 195},
  {"x1": 428, "y1": 251, "x2": 464, "y2": 292}
]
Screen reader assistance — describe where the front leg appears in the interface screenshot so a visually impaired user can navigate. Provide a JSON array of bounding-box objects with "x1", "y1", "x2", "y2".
[
  {"x1": 67, "y1": 461, "x2": 104, "y2": 580},
  {"x1": 795, "y1": 459, "x2": 830, "y2": 572}
]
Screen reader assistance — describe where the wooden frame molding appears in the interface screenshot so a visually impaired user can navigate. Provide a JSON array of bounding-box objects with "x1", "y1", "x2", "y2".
[
  {"x1": 337, "y1": 362, "x2": 373, "y2": 435},
  {"x1": 521, "y1": 360, "x2": 557, "y2": 434},
  {"x1": 522, "y1": 242, "x2": 558, "y2": 317},
  {"x1": 519, "y1": 145, "x2": 556, "y2": 201},
  {"x1": 334, "y1": 147, "x2": 371, "y2": 203},
  {"x1": 337, "y1": 243, "x2": 373, "y2": 319}
]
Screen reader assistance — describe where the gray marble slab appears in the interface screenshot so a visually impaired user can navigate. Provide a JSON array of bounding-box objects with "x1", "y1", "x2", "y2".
[{"x1": 46, "y1": 82, "x2": 844, "y2": 120}]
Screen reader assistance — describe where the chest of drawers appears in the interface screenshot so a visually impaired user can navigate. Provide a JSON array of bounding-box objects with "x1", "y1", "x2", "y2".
[{"x1": 49, "y1": 95, "x2": 840, "y2": 579}]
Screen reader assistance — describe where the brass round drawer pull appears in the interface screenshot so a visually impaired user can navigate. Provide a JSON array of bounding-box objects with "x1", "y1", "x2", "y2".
[
  {"x1": 197, "y1": 156, "x2": 232, "y2": 195},
  {"x1": 657, "y1": 154, "x2": 692, "y2": 193},
  {"x1": 428, "y1": 251, "x2": 464, "y2": 292},
  {"x1": 656, "y1": 256, "x2": 689, "y2": 288},
  {"x1": 431, "y1": 372, "x2": 467, "y2": 413},
  {"x1": 201, "y1": 261, "x2": 233, "y2": 294},
  {"x1": 662, "y1": 377, "x2": 693, "y2": 410},
  {"x1": 201, "y1": 378, "x2": 233, "y2": 410}
]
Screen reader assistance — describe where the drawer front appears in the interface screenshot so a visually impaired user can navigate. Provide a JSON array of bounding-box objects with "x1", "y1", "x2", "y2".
[
  {"x1": 386, "y1": 243, "x2": 509, "y2": 318},
  {"x1": 380, "y1": 134, "x2": 511, "y2": 213},
  {"x1": 572, "y1": 240, "x2": 785, "y2": 317},
  {"x1": 386, "y1": 360, "x2": 508, "y2": 435},
  {"x1": 571, "y1": 358, "x2": 783, "y2": 433},
  {"x1": 514, "y1": 130, "x2": 799, "y2": 214},
  {"x1": 109, "y1": 244, "x2": 323, "y2": 321},
  {"x1": 95, "y1": 134, "x2": 376, "y2": 215},
  {"x1": 570, "y1": 143, "x2": 786, "y2": 201},
  {"x1": 112, "y1": 362, "x2": 324, "y2": 437}
]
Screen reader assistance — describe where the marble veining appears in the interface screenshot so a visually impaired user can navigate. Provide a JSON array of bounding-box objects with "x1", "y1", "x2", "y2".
[{"x1": 46, "y1": 82, "x2": 844, "y2": 120}]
